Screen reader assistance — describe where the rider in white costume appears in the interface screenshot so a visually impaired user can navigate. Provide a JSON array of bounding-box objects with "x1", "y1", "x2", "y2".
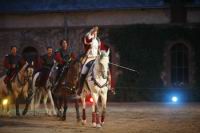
[{"x1": 77, "y1": 26, "x2": 100, "y2": 95}]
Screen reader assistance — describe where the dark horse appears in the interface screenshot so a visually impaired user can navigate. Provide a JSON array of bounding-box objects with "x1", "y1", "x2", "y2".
[{"x1": 53, "y1": 59, "x2": 81, "y2": 121}]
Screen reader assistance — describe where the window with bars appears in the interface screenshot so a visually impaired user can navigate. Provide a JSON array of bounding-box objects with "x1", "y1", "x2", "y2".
[{"x1": 170, "y1": 43, "x2": 189, "y2": 86}]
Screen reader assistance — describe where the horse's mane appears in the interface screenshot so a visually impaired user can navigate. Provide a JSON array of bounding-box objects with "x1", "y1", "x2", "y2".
[
  {"x1": 61, "y1": 59, "x2": 81, "y2": 88},
  {"x1": 16, "y1": 59, "x2": 29, "y2": 72},
  {"x1": 95, "y1": 50, "x2": 109, "y2": 65}
]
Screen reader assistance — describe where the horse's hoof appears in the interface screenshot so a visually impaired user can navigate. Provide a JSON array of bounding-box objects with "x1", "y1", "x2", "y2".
[
  {"x1": 82, "y1": 120, "x2": 87, "y2": 125},
  {"x1": 92, "y1": 122, "x2": 96, "y2": 127},
  {"x1": 48, "y1": 113, "x2": 53, "y2": 116},
  {"x1": 57, "y1": 111, "x2": 62, "y2": 117},
  {"x1": 96, "y1": 124, "x2": 102, "y2": 128},
  {"x1": 62, "y1": 116, "x2": 66, "y2": 121},
  {"x1": 45, "y1": 112, "x2": 52, "y2": 116},
  {"x1": 47, "y1": 110, "x2": 54, "y2": 116},
  {"x1": 16, "y1": 112, "x2": 20, "y2": 116},
  {"x1": 53, "y1": 111, "x2": 57, "y2": 116},
  {"x1": 101, "y1": 122, "x2": 105, "y2": 126},
  {"x1": 22, "y1": 110, "x2": 28, "y2": 116},
  {"x1": 77, "y1": 118, "x2": 81, "y2": 123}
]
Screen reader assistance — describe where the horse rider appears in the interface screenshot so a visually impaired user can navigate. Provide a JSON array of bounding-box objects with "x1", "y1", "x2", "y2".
[
  {"x1": 3, "y1": 45, "x2": 21, "y2": 95},
  {"x1": 77, "y1": 26, "x2": 115, "y2": 96},
  {"x1": 37, "y1": 46, "x2": 55, "y2": 87},
  {"x1": 77, "y1": 26, "x2": 101, "y2": 96},
  {"x1": 54, "y1": 39, "x2": 75, "y2": 88}
]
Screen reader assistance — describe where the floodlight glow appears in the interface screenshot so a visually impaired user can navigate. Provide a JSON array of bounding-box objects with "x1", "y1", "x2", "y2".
[
  {"x1": 171, "y1": 96, "x2": 178, "y2": 103},
  {"x1": 2, "y1": 99, "x2": 8, "y2": 106}
]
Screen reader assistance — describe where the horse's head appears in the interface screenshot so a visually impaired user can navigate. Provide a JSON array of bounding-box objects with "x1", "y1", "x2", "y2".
[
  {"x1": 66, "y1": 60, "x2": 82, "y2": 88},
  {"x1": 26, "y1": 61, "x2": 34, "y2": 79},
  {"x1": 98, "y1": 49, "x2": 110, "y2": 79},
  {"x1": 48, "y1": 60, "x2": 59, "y2": 85},
  {"x1": 22, "y1": 61, "x2": 34, "y2": 80}
]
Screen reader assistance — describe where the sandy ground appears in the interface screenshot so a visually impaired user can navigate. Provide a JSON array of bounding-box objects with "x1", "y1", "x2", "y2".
[{"x1": 0, "y1": 102, "x2": 200, "y2": 133}]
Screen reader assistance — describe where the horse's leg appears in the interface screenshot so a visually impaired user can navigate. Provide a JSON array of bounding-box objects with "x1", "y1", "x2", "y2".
[
  {"x1": 81, "y1": 95, "x2": 86, "y2": 125},
  {"x1": 15, "y1": 96, "x2": 20, "y2": 116},
  {"x1": 23, "y1": 87, "x2": 33, "y2": 116},
  {"x1": 91, "y1": 102, "x2": 96, "y2": 127},
  {"x1": 92, "y1": 93, "x2": 101, "y2": 128},
  {"x1": 100, "y1": 89, "x2": 108, "y2": 126},
  {"x1": 31, "y1": 72, "x2": 39, "y2": 111},
  {"x1": 62, "y1": 95, "x2": 68, "y2": 121},
  {"x1": 54, "y1": 95, "x2": 59, "y2": 117},
  {"x1": 30, "y1": 95, "x2": 35, "y2": 111},
  {"x1": 47, "y1": 89, "x2": 57, "y2": 115},
  {"x1": 22, "y1": 99, "x2": 30, "y2": 116},
  {"x1": 56, "y1": 96, "x2": 62, "y2": 118},
  {"x1": 75, "y1": 99, "x2": 81, "y2": 122},
  {"x1": 30, "y1": 89, "x2": 35, "y2": 111},
  {"x1": 30, "y1": 88, "x2": 39, "y2": 111},
  {"x1": 35, "y1": 90, "x2": 42, "y2": 108},
  {"x1": 52, "y1": 93, "x2": 59, "y2": 115},
  {"x1": 43, "y1": 91, "x2": 49, "y2": 115},
  {"x1": 31, "y1": 75, "x2": 37, "y2": 111}
]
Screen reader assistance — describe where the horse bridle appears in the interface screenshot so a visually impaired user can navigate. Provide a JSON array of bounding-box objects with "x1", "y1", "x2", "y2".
[{"x1": 98, "y1": 60, "x2": 109, "y2": 79}]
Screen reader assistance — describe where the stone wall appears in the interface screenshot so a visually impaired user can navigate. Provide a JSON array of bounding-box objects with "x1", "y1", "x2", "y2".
[
  {"x1": 0, "y1": 27, "x2": 121, "y2": 87},
  {"x1": 0, "y1": 28, "x2": 65, "y2": 75}
]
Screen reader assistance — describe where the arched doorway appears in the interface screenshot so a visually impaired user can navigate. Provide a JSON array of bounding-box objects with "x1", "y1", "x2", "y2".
[
  {"x1": 170, "y1": 43, "x2": 189, "y2": 86},
  {"x1": 164, "y1": 41, "x2": 193, "y2": 87},
  {"x1": 22, "y1": 46, "x2": 38, "y2": 64}
]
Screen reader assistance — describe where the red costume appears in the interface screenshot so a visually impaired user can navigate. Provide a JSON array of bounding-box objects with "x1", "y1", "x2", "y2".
[{"x1": 3, "y1": 54, "x2": 21, "y2": 84}]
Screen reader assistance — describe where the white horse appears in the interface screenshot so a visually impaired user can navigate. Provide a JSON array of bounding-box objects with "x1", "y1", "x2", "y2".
[
  {"x1": 31, "y1": 62, "x2": 57, "y2": 116},
  {"x1": 80, "y1": 50, "x2": 110, "y2": 128}
]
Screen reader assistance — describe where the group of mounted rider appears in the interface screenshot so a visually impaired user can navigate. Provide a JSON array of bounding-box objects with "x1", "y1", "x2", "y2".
[
  {"x1": 3, "y1": 26, "x2": 114, "y2": 101},
  {"x1": 2, "y1": 27, "x2": 113, "y2": 127}
]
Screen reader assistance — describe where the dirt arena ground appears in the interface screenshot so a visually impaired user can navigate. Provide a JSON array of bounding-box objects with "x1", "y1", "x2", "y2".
[{"x1": 0, "y1": 102, "x2": 200, "y2": 133}]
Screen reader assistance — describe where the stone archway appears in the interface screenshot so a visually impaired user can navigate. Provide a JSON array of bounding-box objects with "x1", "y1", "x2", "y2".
[{"x1": 22, "y1": 46, "x2": 38, "y2": 63}]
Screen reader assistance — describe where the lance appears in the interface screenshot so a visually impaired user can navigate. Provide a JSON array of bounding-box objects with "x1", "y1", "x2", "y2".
[{"x1": 109, "y1": 62, "x2": 139, "y2": 74}]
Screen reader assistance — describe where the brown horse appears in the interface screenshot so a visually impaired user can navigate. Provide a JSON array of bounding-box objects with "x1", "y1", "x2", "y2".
[
  {"x1": 11, "y1": 61, "x2": 34, "y2": 116},
  {"x1": 53, "y1": 59, "x2": 81, "y2": 121}
]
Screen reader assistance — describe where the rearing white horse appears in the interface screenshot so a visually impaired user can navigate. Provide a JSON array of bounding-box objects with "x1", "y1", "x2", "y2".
[{"x1": 80, "y1": 50, "x2": 110, "y2": 128}]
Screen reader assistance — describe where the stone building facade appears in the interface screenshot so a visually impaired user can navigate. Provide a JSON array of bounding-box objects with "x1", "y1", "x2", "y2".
[{"x1": 0, "y1": 0, "x2": 200, "y2": 101}]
